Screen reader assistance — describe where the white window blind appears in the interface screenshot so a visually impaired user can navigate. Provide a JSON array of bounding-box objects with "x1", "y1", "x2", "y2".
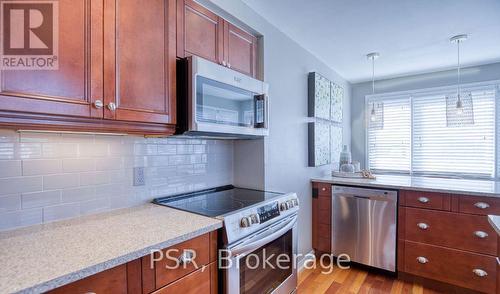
[
  {"x1": 367, "y1": 83, "x2": 498, "y2": 178},
  {"x1": 367, "y1": 97, "x2": 411, "y2": 172}
]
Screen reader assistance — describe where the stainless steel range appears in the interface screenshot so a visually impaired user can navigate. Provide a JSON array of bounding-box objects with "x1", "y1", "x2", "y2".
[{"x1": 154, "y1": 185, "x2": 299, "y2": 294}]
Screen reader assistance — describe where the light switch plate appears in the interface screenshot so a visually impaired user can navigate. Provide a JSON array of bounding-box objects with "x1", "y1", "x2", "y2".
[{"x1": 133, "y1": 167, "x2": 145, "y2": 186}]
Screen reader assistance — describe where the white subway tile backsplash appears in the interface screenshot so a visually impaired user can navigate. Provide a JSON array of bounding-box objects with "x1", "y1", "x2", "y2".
[
  {"x1": 0, "y1": 177, "x2": 43, "y2": 195},
  {"x1": 23, "y1": 159, "x2": 62, "y2": 176},
  {"x1": 61, "y1": 187, "x2": 96, "y2": 203},
  {"x1": 0, "y1": 194, "x2": 21, "y2": 212},
  {"x1": 0, "y1": 131, "x2": 233, "y2": 231},
  {"x1": 80, "y1": 171, "x2": 109, "y2": 186},
  {"x1": 0, "y1": 208, "x2": 42, "y2": 230},
  {"x1": 22, "y1": 190, "x2": 61, "y2": 209},
  {"x1": 0, "y1": 160, "x2": 22, "y2": 178},
  {"x1": 43, "y1": 203, "x2": 80, "y2": 222},
  {"x1": 63, "y1": 158, "x2": 96, "y2": 173},
  {"x1": 43, "y1": 174, "x2": 80, "y2": 190}
]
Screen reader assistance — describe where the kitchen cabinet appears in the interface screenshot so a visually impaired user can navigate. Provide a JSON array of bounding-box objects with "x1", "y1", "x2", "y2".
[
  {"x1": 311, "y1": 182, "x2": 331, "y2": 254},
  {"x1": 311, "y1": 181, "x2": 499, "y2": 294},
  {"x1": 223, "y1": 22, "x2": 258, "y2": 78},
  {"x1": 177, "y1": 0, "x2": 260, "y2": 79},
  {"x1": 399, "y1": 190, "x2": 499, "y2": 294},
  {"x1": 48, "y1": 231, "x2": 217, "y2": 294},
  {"x1": 0, "y1": 0, "x2": 176, "y2": 135},
  {"x1": 0, "y1": 0, "x2": 104, "y2": 119}
]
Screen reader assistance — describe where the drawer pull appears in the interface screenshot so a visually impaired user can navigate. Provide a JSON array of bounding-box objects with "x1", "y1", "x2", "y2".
[
  {"x1": 417, "y1": 223, "x2": 429, "y2": 230},
  {"x1": 418, "y1": 197, "x2": 429, "y2": 203},
  {"x1": 321, "y1": 187, "x2": 326, "y2": 191},
  {"x1": 178, "y1": 250, "x2": 195, "y2": 265},
  {"x1": 474, "y1": 202, "x2": 490, "y2": 209},
  {"x1": 416, "y1": 256, "x2": 428, "y2": 264},
  {"x1": 472, "y1": 268, "x2": 488, "y2": 277},
  {"x1": 474, "y1": 231, "x2": 489, "y2": 239}
]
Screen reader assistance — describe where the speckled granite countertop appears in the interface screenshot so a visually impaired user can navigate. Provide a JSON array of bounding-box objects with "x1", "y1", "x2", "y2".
[
  {"x1": 0, "y1": 203, "x2": 222, "y2": 294},
  {"x1": 488, "y1": 215, "x2": 500, "y2": 236},
  {"x1": 312, "y1": 174, "x2": 500, "y2": 198}
]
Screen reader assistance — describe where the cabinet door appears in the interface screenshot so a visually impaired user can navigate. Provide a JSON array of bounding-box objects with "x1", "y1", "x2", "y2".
[
  {"x1": 177, "y1": 0, "x2": 223, "y2": 64},
  {"x1": 104, "y1": 0, "x2": 175, "y2": 124},
  {"x1": 0, "y1": 0, "x2": 103, "y2": 118},
  {"x1": 224, "y1": 22, "x2": 258, "y2": 78}
]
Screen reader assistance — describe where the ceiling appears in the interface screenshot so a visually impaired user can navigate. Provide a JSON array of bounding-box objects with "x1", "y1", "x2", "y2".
[{"x1": 241, "y1": 0, "x2": 500, "y2": 83}]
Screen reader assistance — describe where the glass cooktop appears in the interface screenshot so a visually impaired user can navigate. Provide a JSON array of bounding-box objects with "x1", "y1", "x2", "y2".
[{"x1": 153, "y1": 185, "x2": 283, "y2": 217}]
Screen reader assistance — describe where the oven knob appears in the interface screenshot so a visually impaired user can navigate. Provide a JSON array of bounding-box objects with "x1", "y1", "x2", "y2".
[
  {"x1": 250, "y1": 214, "x2": 260, "y2": 224},
  {"x1": 240, "y1": 216, "x2": 252, "y2": 228},
  {"x1": 293, "y1": 199, "x2": 299, "y2": 206},
  {"x1": 287, "y1": 200, "x2": 294, "y2": 209},
  {"x1": 280, "y1": 202, "x2": 288, "y2": 211}
]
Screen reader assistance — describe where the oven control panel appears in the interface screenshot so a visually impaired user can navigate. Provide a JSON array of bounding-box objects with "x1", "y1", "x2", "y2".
[
  {"x1": 224, "y1": 193, "x2": 299, "y2": 244},
  {"x1": 257, "y1": 202, "x2": 280, "y2": 223}
]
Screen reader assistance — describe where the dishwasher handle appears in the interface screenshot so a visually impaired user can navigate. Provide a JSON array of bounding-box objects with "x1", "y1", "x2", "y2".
[{"x1": 333, "y1": 192, "x2": 394, "y2": 202}]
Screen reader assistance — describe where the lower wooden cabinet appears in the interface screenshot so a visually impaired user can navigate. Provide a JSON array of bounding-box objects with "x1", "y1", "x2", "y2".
[
  {"x1": 48, "y1": 231, "x2": 218, "y2": 294},
  {"x1": 404, "y1": 241, "x2": 497, "y2": 294},
  {"x1": 399, "y1": 190, "x2": 499, "y2": 294},
  {"x1": 47, "y1": 263, "x2": 129, "y2": 294},
  {"x1": 312, "y1": 182, "x2": 332, "y2": 254},
  {"x1": 152, "y1": 262, "x2": 217, "y2": 294}
]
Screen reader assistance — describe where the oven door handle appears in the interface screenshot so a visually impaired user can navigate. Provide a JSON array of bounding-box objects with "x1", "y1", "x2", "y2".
[{"x1": 228, "y1": 214, "x2": 297, "y2": 256}]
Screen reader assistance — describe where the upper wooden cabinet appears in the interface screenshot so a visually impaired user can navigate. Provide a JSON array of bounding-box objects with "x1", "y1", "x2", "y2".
[
  {"x1": 224, "y1": 22, "x2": 258, "y2": 78},
  {"x1": 177, "y1": 0, "x2": 223, "y2": 64},
  {"x1": 0, "y1": 0, "x2": 176, "y2": 135},
  {"x1": 177, "y1": 0, "x2": 260, "y2": 79},
  {"x1": 0, "y1": 0, "x2": 104, "y2": 119},
  {"x1": 104, "y1": 0, "x2": 176, "y2": 125}
]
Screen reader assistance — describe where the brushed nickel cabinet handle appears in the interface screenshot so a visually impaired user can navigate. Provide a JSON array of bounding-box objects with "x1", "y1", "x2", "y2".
[
  {"x1": 227, "y1": 63, "x2": 231, "y2": 68},
  {"x1": 417, "y1": 223, "x2": 429, "y2": 230},
  {"x1": 416, "y1": 256, "x2": 428, "y2": 264},
  {"x1": 472, "y1": 268, "x2": 488, "y2": 277},
  {"x1": 474, "y1": 231, "x2": 489, "y2": 239},
  {"x1": 93, "y1": 100, "x2": 103, "y2": 109},
  {"x1": 221, "y1": 60, "x2": 227, "y2": 67},
  {"x1": 178, "y1": 250, "x2": 194, "y2": 265},
  {"x1": 418, "y1": 197, "x2": 429, "y2": 203},
  {"x1": 474, "y1": 202, "x2": 490, "y2": 209},
  {"x1": 321, "y1": 187, "x2": 326, "y2": 191},
  {"x1": 107, "y1": 102, "x2": 117, "y2": 111}
]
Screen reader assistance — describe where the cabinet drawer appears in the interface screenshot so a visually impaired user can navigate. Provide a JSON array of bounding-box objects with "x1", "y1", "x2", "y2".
[
  {"x1": 48, "y1": 264, "x2": 127, "y2": 294},
  {"x1": 155, "y1": 233, "x2": 210, "y2": 289},
  {"x1": 405, "y1": 208, "x2": 496, "y2": 255},
  {"x1": 404, "y1": 241, "x2": 497, "y2": 294},
  {"x1": 153, "y1": 262, "x2": 215, "y2": 294},
  {"x1": 402, "y1": 190, "x2": 450, "y2": 211},
  {"x1": 459, "y1": 196, "x2": 500, "y2": 216}
]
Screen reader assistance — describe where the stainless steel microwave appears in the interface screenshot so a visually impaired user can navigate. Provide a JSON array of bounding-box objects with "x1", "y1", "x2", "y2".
[{"x1": 176, "y1": 56, "x2": 269, "y2": 138}]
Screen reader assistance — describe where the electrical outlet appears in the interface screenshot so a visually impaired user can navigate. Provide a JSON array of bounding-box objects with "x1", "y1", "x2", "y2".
[{"x1": 133, "y1": 167, "x2": 145, "y2": 186}]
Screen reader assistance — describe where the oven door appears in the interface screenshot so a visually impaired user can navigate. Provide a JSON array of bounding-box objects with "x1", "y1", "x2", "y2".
[
  {"x1": 224, "y1": 213, "x2": 298, "y2": 294},
  {"x1": 188, "y1": 56, "x2": 269, "y2": 137}
]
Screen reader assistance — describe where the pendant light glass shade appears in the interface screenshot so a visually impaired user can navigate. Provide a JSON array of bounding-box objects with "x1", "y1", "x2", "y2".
[
  {"x1": 446, "y1": 34, "x2": 474, "y2": 127},
  {"x1": 367, "y1": 52, "x2": 381, "y2": 124}
]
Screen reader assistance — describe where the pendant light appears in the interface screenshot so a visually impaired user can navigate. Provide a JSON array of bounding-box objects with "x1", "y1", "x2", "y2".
[
  {"x1": 367, "y1": 52, "x2": 380, "y2": 122},
  {"x1": 450, "y1": 34, "x2": 468, "y2": 114}
]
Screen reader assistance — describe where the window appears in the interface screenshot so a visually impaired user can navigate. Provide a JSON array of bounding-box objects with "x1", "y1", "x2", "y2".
[{"x1": 366, "y1": 82, "x2": 498, "y2": 179}]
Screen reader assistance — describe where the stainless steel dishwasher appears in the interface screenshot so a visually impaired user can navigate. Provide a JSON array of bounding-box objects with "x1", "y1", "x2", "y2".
[{"x1": 331, "y1": 185, "x2": 397, "y2": 272}]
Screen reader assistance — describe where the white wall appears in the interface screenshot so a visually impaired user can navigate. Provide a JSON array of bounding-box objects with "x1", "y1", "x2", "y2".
[
  {"x1": 351, "y1": 62, "x2": 500, "y2": 167},
  {"x1": 203, "y1": 0, "x2": 352, "y2": 257}
]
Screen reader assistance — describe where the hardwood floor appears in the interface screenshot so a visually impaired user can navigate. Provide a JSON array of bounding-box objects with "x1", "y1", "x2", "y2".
[{"x1": 297, "y1": 263, "x2": 442, "y2": 294}]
